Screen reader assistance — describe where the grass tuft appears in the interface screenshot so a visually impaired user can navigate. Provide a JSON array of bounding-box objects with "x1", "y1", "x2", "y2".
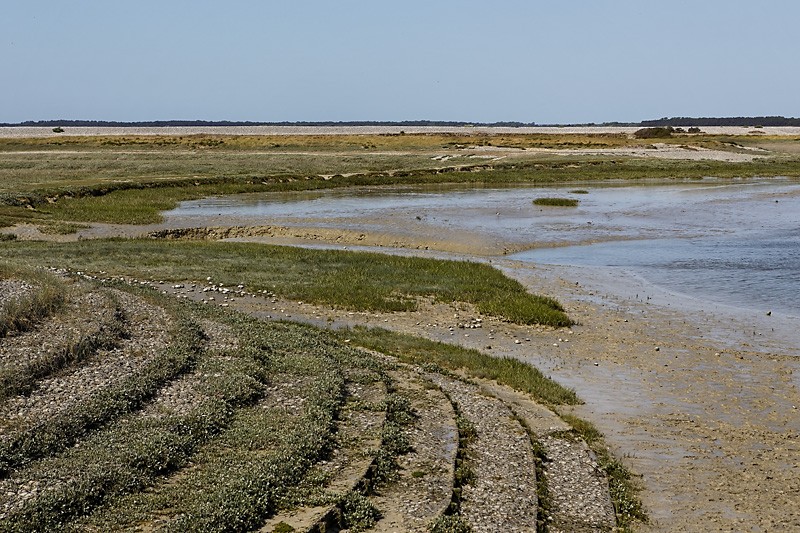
[
  {"x1": 532, "y1": 197, "x2": 580, "y2": 207},
  {"x1": 339, "y1": 326, "x2": 580, "y2": 406},
  {"x1": 0, "y1": 264, "x2": 68, "y2": 338}
]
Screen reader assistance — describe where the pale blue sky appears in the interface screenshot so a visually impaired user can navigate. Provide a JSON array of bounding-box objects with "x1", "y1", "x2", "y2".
[{"x1": 3, "y1": 1, "x2": 798, "y2": 123}]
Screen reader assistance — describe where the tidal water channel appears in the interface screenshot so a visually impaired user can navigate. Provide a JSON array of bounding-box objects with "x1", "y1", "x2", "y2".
[{"x1": 167, "y1": 179, "x2": 800, "y2": 318}]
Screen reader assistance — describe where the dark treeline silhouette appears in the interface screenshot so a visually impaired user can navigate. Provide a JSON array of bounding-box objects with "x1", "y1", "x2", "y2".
[
  {"x1": 3, "y1": 117, "x2": 799, "y2": 128},
  {"x1": 0, "y1": 119, "x2": 538, "y2": 128},
  {"x1": 640, "y1": 116, "x2": 800, "y2": 127}
]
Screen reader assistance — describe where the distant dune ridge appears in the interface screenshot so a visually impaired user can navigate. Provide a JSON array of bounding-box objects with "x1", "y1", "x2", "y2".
[
  {"x1": 3, "y1": 117, "x2": 799, "y2": 138},
  {"x1": 3, "y1": 125, "x2": 800, "y2": 138}
]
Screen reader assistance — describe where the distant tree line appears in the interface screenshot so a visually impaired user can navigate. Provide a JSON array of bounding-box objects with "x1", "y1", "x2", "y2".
[
  {"x1": 0, "y1": 119, "x2": 539, "y2": 128},
  {"x1": 640, "y1": 116, "x2": 800, "y2": 127},
  {"x1": 3, "y1": 117, "x2": 799, "y2": 128}
]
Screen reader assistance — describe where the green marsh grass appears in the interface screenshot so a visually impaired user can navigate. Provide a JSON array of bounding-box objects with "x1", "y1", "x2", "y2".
[
  {"x1": 0, "y1": 264, "x2": 68, "y2": 338},
  {"x1": 0, "y1": 239, "x2": 572, "y2": 326},
  {"x1": 339, "y1": 326, "x2": 580, "y2": 406},
  {"x1": 2, "y1": 133, "x2": 799, "y2": 227},
  {"x1": 12, "y1": 155, "x2": 800, "y2": 227},
  {"x1": 533, "y1": 197, "x2": 580, "y2": 207}
]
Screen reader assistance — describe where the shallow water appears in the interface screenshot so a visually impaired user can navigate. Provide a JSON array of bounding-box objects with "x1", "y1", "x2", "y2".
[
  {"x1": 167, "y1": 178, "x2": 800, "y2": 317},
  {"x1": 514, "y1": 231, "x2": 800, "y2": 317},
  {"x1": 511, "y1": 182, "x2": 800, "y2": 317}
]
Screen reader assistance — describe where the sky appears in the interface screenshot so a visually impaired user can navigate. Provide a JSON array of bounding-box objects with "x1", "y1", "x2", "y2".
[{"x1": 2, "y1": 1, "x2": 799, "y2": 124}]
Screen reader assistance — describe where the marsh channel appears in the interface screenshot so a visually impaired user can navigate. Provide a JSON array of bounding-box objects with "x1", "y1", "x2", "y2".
[{"x1": 167, "y1": 178, "x2": 800, "y2": 323}]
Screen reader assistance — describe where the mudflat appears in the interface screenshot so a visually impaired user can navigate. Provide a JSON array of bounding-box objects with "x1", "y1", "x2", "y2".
[{"x1": 153, "y1": 222, "x2": 799, "y2": 531}]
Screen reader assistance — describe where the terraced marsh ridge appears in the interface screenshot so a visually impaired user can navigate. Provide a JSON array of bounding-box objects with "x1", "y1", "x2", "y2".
[{"x1": 0, "y1": 268, "x2": 621, "y2": 532}]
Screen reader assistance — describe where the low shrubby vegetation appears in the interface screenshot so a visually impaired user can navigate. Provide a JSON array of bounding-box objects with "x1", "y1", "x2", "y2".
[
  {"x1": 0, "y1": 317, "x2": 205, "y2": 475},
  {"x1": 0, "y1": 264, "x2": 67, "y2": 338},
  {"x1": 0, "y1": 296, "x2": 125, "y2": 401},
  {"x1": 0, "y1": 279, "x2": 388, "y2": 531},
  {"x1": 0, "y1": 266, "x2": 643, "y2": 531},
  {"x1": 633, "y1": 126, "x2": 676, "y2": 139}
]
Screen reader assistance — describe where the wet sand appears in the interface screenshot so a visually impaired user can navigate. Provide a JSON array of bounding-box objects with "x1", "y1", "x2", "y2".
[{"x1": 505, "y1": 262, "x2": 800, "y2": 531}]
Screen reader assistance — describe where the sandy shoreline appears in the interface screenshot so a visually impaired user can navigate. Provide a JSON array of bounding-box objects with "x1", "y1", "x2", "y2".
[{"x1": 508, "y1": 262, "x2": 800, "y2": 531}]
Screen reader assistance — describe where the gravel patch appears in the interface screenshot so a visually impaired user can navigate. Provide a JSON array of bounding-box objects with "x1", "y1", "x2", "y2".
[
  {"x1": 426, "y1": 372, "x2": 539, "y2": 533},
  {"x1": 0, "y1": 279, "x2": 33, "y2": 311},
  {"x1": 0, "y1": 291, "x2": 116, "y2": 372},
  {"x1": 371, "y1": 369, "x2": 458, "y2": 532},
  {"x1": 541, "y1": 434, "x2": 616, "y2": 532},
  {"x1": 138, "y1": 373, "x2": 206, "y2": 419},
  {"x1": 477, "y1": 379, "x2": 617, "y2": 530},
  {"x1": 135, "y1": 319, "x2": 240, "y2": 419},
  {"x1": 199, "y1": 318, "x2": 240, "y2": 353},
  {"x1": 0, "y1": 290, "x2": 170, "y2": 435}
]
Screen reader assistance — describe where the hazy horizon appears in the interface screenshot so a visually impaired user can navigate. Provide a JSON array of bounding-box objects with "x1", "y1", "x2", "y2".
[{"x1": 4, "y1": 1, "x2": 800, "y2": 124}]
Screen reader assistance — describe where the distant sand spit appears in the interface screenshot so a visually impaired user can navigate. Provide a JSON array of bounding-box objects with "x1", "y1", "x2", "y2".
[{"x1": 2, "y1": 125, "x2": 800, "y2": 138}]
